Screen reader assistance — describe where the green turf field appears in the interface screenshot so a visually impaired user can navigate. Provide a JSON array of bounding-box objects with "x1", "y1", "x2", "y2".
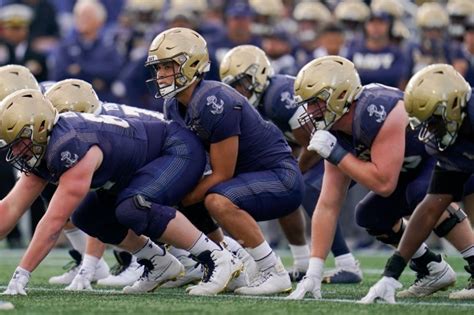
[{"x1": 0, "y1": 249, "x2": 473, "y2": 314}]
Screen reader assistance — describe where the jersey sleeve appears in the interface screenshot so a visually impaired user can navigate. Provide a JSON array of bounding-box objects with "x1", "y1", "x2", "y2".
[
  {"x1": 200, "y1": 93, "x2": 243, "y2": 143},
  {"x1": 45, "y1": 128, "x2": 91, "y2": 178}
]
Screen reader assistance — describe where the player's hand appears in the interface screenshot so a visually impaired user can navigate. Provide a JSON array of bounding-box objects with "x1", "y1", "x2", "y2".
[
  {"x1": 2, "y1": 267, "x2": 30, "y2": 296},
  {"x1": 307, "y1": 130, "x2": 348, "y2": 165},
  {"x1": 65, "y1": 267, "x2": 93, "y2": 291},
  {"x1": 285, "y1": 276, "x2": 321, "y2": 300},
  {"x1": 358, "y1": 276, "x2": 402, "y2": 304}
]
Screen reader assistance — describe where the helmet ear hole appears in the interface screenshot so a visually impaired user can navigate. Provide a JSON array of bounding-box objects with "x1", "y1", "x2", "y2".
[
  {"x1": 190, "y1": 60, "x2": 199, "y2": 69},
  {"x1": 337, "y1": 90, "x2": 347, "y2": 100}
]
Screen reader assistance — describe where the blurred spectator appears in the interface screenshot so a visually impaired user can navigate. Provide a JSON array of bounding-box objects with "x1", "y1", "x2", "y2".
[
  {"x1": 313, "y1": 23, "x2": 347, "y2": 58},
  {"x1": 405, "y1": 2, "x2": 467, "y2": 79},
  {"x1": 346, "y1": 11, "x2": 408, "y2": 89},
  {"x1": 261, "y1": 28, "x2": 297, "y2": 76},
  {"x1": 292, "y1": 1, "x2": 332, "y2": 69},
  {"x1": 447, "y1": 0, "x2": 474, "y2": 43},
  {"x1": 207, "y1": 2, "x2": 262, "y2": 80},
  {"x1": 334, "y1": 0, "x2": 370, "y2": 50},
  {"x1": 107, "y1": 0, "x2": 165, "y2": 61},
  {"x1": 2, "y1": 0, "x2": 61, "y2": 54},
  {"x1": 0, "y1": 3, "x2": 48, "y2": 80},
  {"x1": 249, "y1": 0, "x2": 286, "y2": 37},
  {"x1": 49, "y1": 0, "x2": 124, "y2": 102},
  {"x1": 48, "y1": 0, "x2": 125, "y2": 37},
  {"x1": 462, "y1": 15, "x2": 474, "y2": 86}
]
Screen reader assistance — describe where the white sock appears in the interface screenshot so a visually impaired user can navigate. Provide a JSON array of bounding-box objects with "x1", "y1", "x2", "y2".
[
  {"x1": 246, "y1": 241, "x2": 277, "y2": 271},
  {"x1": 461, "y1": 245, "x2": 474, "y2": 259},
  {"x1": 81, "y1": 254, "x2": 99, "y2": 272},
  {"x1": 334, "y1": 253, "x2": 357, "y2": 268},
  {"x1": 223, "y1": 236, "x2": 243, "y2": 253},
  {"x1": 412, "y1": 243, "x2": 428, "y2": 259},
  {"x1": 289, "y1": 244, "x2": 310, "y2": 270},
  {"x1": 187, "y1": 233, "x2": 220, "y2": 256},
  {"x1": 133, "y1": 239, "x2": 165, "y2": 259},
  {"x1": 307, "y1": 257, "x2": 325, "y2": 279},
  {"x1": 168, "y1": 246, "x2": 191, "y2": 259},
  {"x1": 64, "y1": 228, "x2": 87, "y2": 253}
]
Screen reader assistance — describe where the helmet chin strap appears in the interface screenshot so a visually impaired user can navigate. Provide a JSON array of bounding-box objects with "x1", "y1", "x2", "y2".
[{"x1": 161, "y1": 76, "x2": 199, "y2": 99}]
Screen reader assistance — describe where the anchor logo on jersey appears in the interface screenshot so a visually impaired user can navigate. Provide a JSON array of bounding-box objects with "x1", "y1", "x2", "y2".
[
  {"x1": 61, "y1": 151, "x2": 79, "y2": 168},
  {"x1": 206, "y1": 96, "x2": 224, "y2": 115},
  {"x1": 367, "y1": 104, "x2": 387, "y2": 123},
  {"x1": 280, "y1": 91, "x2": 298, "y2": 109}
]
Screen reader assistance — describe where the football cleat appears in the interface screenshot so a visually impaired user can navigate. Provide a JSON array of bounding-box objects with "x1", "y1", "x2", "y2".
[
  {"x1": 187, "y1": 249, "x2": 243, "y2": 296},
  {"x1": 122, "y1": 251, "x2": 184, "y2": 293},
  {"x1": 397, "y1": 259, "x2": 456, "y2": 298},
  {"x1": 48, "y1": 249, "x2": 82, "y2": 285},
  {"x1": 97, "y1": 251, "x2": 143, "y2": 287},
  {"x1": 161, "y1": 254, "x2": 203, "y2": 288},
  {"x1": 287, "y1": 266, "x2": 306, "y2": 282},
  {"x1": 322, "y1": 260, "x2": 363, "y2": 284},
  {"x1": 449, "y1": 264, "x2": 474, "y2": 299},
  {"x1": 226, "y1": 247, "x2": 258, "y2": 291},
  {"x1": 234, "y1": 257, "x2": 292, "y2": 295}
]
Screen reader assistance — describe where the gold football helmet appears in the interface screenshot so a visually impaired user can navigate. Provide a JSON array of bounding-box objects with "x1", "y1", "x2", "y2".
[
  {"x1": 219, "y1": 45, "x2": 273, "y2": 107},
  {"x1": 404, "y1": 64, "x2": 471, "y2": 151},
  {"x1": 45, "y1": 79, "x2": 100, "y2": 114},
  {"x1": 334, "y1": 1, "x2": 370, "y2": 23},
  {"x1": 370, "y1": 0, "x2": 404, "y2": 19},
  {"x1": 0, "y1": 64, "x2": 40, "y2": 101},
  {"x1": 146, "y1": 27, "x2": 210, "y2": 98},
  {"x1": 0, "y1": 89, "x2": 58, "y2": 172},
  {"x1": 293, "y1": 2, "x2": 332, "y2": 24},
  {"x1": 447, "y1": 0, "x2": 474, "y2": 19},
  {"x1": 294, "y1": 56, "x2": 361, "y2": 132},
  {"x1": 416, "y1": 2, "x2": 449, "y2": 29}
]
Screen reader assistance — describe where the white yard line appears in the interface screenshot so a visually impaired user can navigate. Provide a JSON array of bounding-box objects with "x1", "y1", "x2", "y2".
[{"x1": 0, "y1": 286, "x2": 473, "y2": 308}]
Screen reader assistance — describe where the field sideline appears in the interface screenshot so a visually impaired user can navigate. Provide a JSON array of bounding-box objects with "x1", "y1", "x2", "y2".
[{"x1": 0, "y1": 249, "x2": 473, "y2": 314}]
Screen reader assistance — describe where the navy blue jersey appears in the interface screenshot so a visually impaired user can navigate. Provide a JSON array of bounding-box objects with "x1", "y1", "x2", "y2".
[
  {"x1": 426, "y1": 89, "x2": 474, "y2": 173},
  {"x1": 163, "y1": 80, "x2": 293, "y2": 173},
  {"x1": 34, "y1": 112, "x2": 169, "y2": 189},
  {"x1": 99, "y1": 102, "x2": 165, "y2": 121},
  {"x1": 346, "y1": 44, "x2": 408, "y2": 88},
  {"x1": 405, "y1": 41, "x2": 465, "y2": 76},
  {"x1": 259, "y1": 74, "x2": 300, "y2": 135},
  {"x1": 335, "y1": 84, "x2": 429, "y2": 173}
]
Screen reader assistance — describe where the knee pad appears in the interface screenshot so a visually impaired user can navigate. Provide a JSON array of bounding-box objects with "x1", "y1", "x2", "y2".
[
  {"x1": 179, "y1": 202, "x2": 219, "y2": 235},
  {"x1": 433, "y1": 205, "x2": 467, "y2": 237},
  {"x1": 366, "y1": 221, "x2": 405, "y2": 246},
  {"x1": 116, "y1": 195, "x2": 177, "y2": 240}
]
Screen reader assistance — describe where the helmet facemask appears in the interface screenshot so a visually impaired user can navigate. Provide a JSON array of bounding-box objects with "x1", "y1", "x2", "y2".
[
  {"x1": 222, "y1": 64, "x2": 264, "y2": 107},
  {"x1": 297, "y1": 88, "x2": 348, "y2": 134},
  {"x1": 145, "y1": 52, "x2": 207, "y2": 99},
  {"x1": 5, "y1": 125, "x2": 46, "y2": 174},
  {"x1": 412, "y1": 99, "x2": 467, "y2": 151}
]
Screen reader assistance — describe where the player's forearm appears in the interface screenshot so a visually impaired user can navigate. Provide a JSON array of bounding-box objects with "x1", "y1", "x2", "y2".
[
  {"x1": 19, "y1": 216, "x2": 66, "y2": 272},
  {"x1": 338, "y1": 154, "x2": 399, "y2": 196},
  {"x1": 298, "y1": 148, "x2": 321, "y2": 173}
]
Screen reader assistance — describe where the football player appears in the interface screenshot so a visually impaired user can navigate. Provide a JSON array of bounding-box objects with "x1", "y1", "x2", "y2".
[
  {"x1": 286, "y1": 56, "x2": 474, "y2": 300},
  {"x1": 219, "y1": 45, "x2": 362, "y2": 284},
  {"x1": 0, "y1": 89, "x2": 241, "y2": 296},
  {"x1": 361, "y1": 64, "x2": 474, "y2": 303},
  {"x1": 44, "y1": 79, "x2": 252, "y2": 290},
  {"x1": 146, "y1": 27, "x2": 304, "y2": 295}
]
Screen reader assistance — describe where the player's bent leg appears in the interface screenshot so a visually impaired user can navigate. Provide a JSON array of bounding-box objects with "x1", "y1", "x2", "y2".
[
  {"x1": 205, "y1": 194, "x2": 291, "y2": 295},
  {"x1": 278, "y1": 207, "x2": 310, "y2": 282}
]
